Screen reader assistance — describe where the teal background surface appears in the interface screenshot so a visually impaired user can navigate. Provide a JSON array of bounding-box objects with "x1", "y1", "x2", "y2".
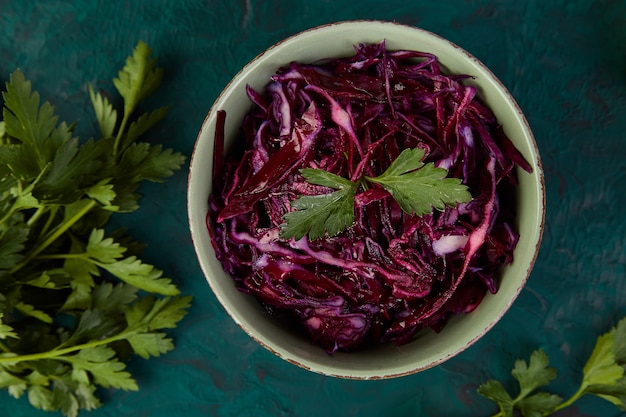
[{"x1": 1, "y1": 0, "x2": 626, "y2": 416}]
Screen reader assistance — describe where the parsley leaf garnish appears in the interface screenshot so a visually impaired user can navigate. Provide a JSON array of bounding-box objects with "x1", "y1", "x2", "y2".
[
  {"x1": 0, "y1": 41, "x2": 189, "y2": 417},
  {"x1": 280, "y1": 168, "x2": 358, "y2": 240},
  {"x1": 280, "y1": 147, "x2": 472, "y2": 240},
  {"x1": 366, "y1": 148, "x2": 472, "y2": 216}
]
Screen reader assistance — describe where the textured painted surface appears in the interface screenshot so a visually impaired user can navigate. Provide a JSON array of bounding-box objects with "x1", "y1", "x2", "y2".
[{"x1": 0, "y1": 0, "x2": 625, "y2": 416}]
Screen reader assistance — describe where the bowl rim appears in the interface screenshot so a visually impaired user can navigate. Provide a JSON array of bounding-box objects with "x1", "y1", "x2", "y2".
[{"x1": 187, "y1": 19, "x2": 546, "y2": 379}]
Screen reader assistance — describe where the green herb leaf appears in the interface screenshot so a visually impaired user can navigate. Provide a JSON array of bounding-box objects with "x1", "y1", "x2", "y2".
[
  {"x1": 2, "y1": 69, "x2": 58, "y2": 171},
  {"x1": 0, "y1": 41, "x2": 189, "y2": 417},
  {"x1": 366, "y1": 147, "x2": 472, "y2": 216},
  {"x1": 478, "y1": 319, "x2": 626, "y2": 417},
  {"x1": 97, "y1": 256, "x2": 178, "y2": 296},
  {"x1": 300, "y1": 167, "x2": 356, "y2": 189},
  {"x1": 88, "y1": 85, "x2": 117, "y2": 139},
  {"x1": 21, "y1": 271, "x2": 58, "y2": 289},
  {"x1": 280, "y1": 168, "x2": 358, "y2": 240},
  {"x1": 14, "y1": 302, "x2": 53, "y2": 324},
  {"x1": 281, "y1": 148, "x2": 472, "y2": 240},
  {"x1": 586, "y1": 377, "x2": 626, "y2": 410},
  {"x1": 578, "y1": 323, "x2": 626, "y2": 410},
  {"x1": 85, "y1": 179, "x2": 117, "y2": 210},
  {"x1": 86, "y1": 229, "x2": 126, "y2": 263},
  {"x1": 125, "y1": 295, "x2": 192, "y2": 331},
  {"x1": 34, "y1": 133, "x2": 109, "y2": 203},
  {"x1": 516, "y1": 392, "x2": 563, "y2": 417},
  {"x1": 0, "y1": 368, "x2": 27, "y2": 392},
  {"x1": 613, "y1": 317, "x2": 626, "y2": 365},
  {"x1": 582, "y1": 332, "x2": 624, "y2": 387},
  {"x1": 123, "y1": 295, "x2": 191, "y2": 358},
  {"x1": 0, "y1": 215, "x2": 29, "y2": 270},
  {"x1": 28, "y1": 384, "x2": 54, "y2": 412},
  {"x1": 117, "y1": 142, "x2": 186, "y2": 183},
  {"x1": 122, "y1": 106, "x2": 169, "y2": 149},
  {"x1": 61, "y1": 238, "x2": 98, "y2": 311},
  {"x1": 477, "y1": 379, "x2": 514, "y2": 417},
  {"x1": 511, "y1": 350, "x2": 558, "y2": 398},
  {"x1": 0, "y1": 313, "x2": 18, "y2": 339},
  {"x1": 108, "y1": 181, "x2": 141, "y2": 212},
  {"x1": 113, "y1": 40, "x2": 163, "y2": 118},
  {"x1": 60, "y1": 310, "x2": 114, "y2": 348},
  {"x1": 69, "y1": 346, "x2": 138, "y2": 391},
  {"x1": 90, "y1": 283, "x2": 138, "y2": 315},
  {"x1": 49, "y1": 373, "x2": 103, "y2": 417},
  {"x1": 126, "y1": 332, "x2": 174, "y2": 359},
  {"x1": 478, "y1": 350, "x2": 562, "y2": 417}
]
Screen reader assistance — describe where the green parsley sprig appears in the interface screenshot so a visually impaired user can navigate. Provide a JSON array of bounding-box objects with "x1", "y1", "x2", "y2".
[
  {"x1": 279, "y1": 147, "x2": 472, "y2": 240},
  {"x1": 478, "y1": 317, "x2": 626, "y2": 416},
  {"x1": 0, "y1": 41, "x2": 189, "y2": 416}
]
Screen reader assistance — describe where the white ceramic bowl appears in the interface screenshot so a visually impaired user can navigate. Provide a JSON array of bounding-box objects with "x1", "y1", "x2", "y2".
[{"x1": 188, "y1": 20, "x2": 545, "y2": 379}]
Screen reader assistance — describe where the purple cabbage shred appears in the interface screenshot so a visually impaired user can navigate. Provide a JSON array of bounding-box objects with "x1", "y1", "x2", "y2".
[{"x1": 208, "y1": 42, "x2": 531, "y2": 354}]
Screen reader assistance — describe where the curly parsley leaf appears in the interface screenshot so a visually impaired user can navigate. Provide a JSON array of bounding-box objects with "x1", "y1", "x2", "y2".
[
  {"x1": 366, "y1": 147, "x2": 472, "y2": 215},
  {"x1": 280, "y1": 168, "x2": 358, "y2": 240}
]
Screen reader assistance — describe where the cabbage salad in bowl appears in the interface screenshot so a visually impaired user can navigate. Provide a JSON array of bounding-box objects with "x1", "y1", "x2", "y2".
[{"x1": 207, "y1": 40, "x2": 532, "y2": 354}]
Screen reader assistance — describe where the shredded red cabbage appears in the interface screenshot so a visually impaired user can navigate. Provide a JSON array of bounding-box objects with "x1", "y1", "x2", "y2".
[{"x1": 208, "y1": 42, "x2": 531, "y2": 353}]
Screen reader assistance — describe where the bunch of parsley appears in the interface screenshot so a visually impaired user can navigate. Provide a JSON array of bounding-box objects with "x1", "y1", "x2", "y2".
[
  {"x1": 479, "y1": 317, "x2": 626, "y2": 416},
  {"x1": 0, "y1": 41, "x2": 190, "y2": 416}
]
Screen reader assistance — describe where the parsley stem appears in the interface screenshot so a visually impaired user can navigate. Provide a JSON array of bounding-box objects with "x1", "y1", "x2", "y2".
[
  {"x1": 0, "y1": 330, "x2": 131, "y2": 365},
  {"x1": 0, "y1": 209, "x2": 14, "y2": 227},
  {"x1": 35, "y1": 253, "x2": 85, "y2": 260},
  {"x1": 0, "y1": 340, "x2": 10, "y2": 353},
  {"x1": 113, "y1": 107, "x2": 133, "y2": 157},
  {"x1": 0, "y1": 198, "x2": 22, "y2": 227},
  {"x1": 551, "y1": 384, "x2": 587, "y2": 414},
  {"x1": 26, "y1": 206, "x2": 46, "y2": 227},
  {"x1": 37, "y1": 205, "x2": 58, "y2": 240},
  {"x1": 113, "y1": 116, "x2": 128, "y2": 157},
  {"x1": 10, "y1": 200, "x2": 97, "y2": 274}
]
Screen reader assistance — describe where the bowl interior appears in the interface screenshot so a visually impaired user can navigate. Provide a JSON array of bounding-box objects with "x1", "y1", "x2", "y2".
[{"x1": 188, "y1": 21, "x2": 545, "y2": 379}]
